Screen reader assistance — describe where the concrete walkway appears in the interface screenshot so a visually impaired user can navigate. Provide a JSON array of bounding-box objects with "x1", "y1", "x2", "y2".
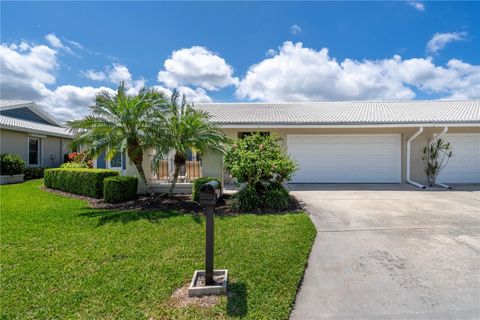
[{"x1": 289, "y1": 184, "x2": 480, "y2": 320}]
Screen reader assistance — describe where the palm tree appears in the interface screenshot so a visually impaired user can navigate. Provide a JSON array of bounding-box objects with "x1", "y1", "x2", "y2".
[
  {"x1": 151, "y1": 90, "x2": 226, "y2": 194},
  {"x1": 68, "y1": 82, "x2": 166, "y2": 189}
]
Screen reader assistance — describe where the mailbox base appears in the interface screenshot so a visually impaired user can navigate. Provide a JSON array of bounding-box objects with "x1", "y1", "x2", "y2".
[{"x1": 188, "y1": 269, "x2": 228, "y2": 297}]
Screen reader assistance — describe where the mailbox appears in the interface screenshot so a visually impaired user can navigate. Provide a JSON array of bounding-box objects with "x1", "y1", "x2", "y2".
[{"x1": 199, "y1": 180, "x2": 221, "y2": 206}]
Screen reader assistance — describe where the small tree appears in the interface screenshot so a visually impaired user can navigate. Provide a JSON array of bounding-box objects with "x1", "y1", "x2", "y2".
[
  {"x1": 224, "y1": 133, "x2": 297, "y2": 211},
  {"x1": 68, "y1": 82, "x2": 167, "y2": 190},
  {"x1": 149, "y1": 91, "x2": 227, "y2": 194},
  {"x1": 421, "y1": 138, "x2": 453, "y2": 187}
]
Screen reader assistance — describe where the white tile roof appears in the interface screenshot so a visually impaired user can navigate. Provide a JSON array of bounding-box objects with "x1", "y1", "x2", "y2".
[
  {"x1": 0, "y1": 100, "x2": 33, "y2": 108},
  {"x1": 0, "y1": 115, "x2": 73, "y2": 138},
  {"x1": 196, "y1": 100, "x2": 480, "y2": 126}
]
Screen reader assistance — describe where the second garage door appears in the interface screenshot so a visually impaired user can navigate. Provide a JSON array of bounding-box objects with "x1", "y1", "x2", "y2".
[
  {"x1": 437, "y1": 134, "x2": 480, "y2": 183},
  {"x1": 287, "y1": 134, "x2": 402, "y2": 183}
]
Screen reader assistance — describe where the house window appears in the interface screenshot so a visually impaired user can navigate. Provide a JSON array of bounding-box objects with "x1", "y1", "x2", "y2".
[
  {"x1": 109, "y1": 152, "x2": 123, "y2": 169},
  {"x1": 237, "y1": 131, "x2": 270, "y2": 139},
  {"x1": 28, "y1": 138, "x2": 40, "y2": 166}
]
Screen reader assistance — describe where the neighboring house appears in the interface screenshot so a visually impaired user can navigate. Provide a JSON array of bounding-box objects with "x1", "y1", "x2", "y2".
[
  {"x1": 94, "y1": 100, "x2": 480, "y2": 193},
  {"x1": 0, "y1": 100, "x2": 73, "y2": 168}
]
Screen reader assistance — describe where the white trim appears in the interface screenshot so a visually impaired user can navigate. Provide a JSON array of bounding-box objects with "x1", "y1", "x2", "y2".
[
  {"x1": 406, "y1": 127, "x2": 425, "y2": 189},
  {"x1": 29, "y1": 134, "x2": 47, "y2": 139},
  {"x1": 0, "y1": 123, "x2": 73, "y2": 138},
  {"x1": 219, "y1": 123, "x2": 480, "y2": 129},
  {"x1": 27, "y1": 136, "x2": 42, "y2": 167}
]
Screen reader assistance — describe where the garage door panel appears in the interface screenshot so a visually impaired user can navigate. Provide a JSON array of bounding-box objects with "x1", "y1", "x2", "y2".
[
  {"x1": 288, "y1": 134, "x2": 401, "y2": 183},
  {"x1": 438, "y1": 134, "x2": 480, "y2": 183}
]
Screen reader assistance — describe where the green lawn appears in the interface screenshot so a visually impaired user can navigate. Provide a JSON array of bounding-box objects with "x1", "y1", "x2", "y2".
[{"x1": 0, "y1": 180, "x2": 315, "y2": 319}]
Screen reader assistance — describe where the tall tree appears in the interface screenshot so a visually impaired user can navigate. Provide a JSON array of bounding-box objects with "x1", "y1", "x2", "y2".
[
  {"x1": 68, "y1": 82, "x2": 166, "y2": 189},
  {"x1": 151, "y1": 90, "x2": 226, "y2": 194}
]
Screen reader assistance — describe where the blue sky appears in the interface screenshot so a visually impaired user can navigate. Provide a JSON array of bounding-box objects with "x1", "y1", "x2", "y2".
[{"x1": 1, "y1": 1, "x2": 479, "y2": 121}]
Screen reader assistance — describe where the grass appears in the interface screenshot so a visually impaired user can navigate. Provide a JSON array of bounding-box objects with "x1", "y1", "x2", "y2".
[{"x1": 0, "y1": 180, "x2": 316, "y2": 319}]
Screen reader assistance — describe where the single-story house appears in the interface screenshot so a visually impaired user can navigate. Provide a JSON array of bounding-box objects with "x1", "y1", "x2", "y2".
[
  {"x1": 0, "y1": 100, "x2": 73, "y2": 168},
  {"x1": 94, "y1": 99, "x2": 479, "y2": 193}
]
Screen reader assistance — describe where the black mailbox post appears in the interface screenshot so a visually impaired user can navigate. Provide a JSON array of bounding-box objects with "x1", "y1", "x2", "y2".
[{"x1": 198, "y1": 180, "x2": 221, "y2": 285}]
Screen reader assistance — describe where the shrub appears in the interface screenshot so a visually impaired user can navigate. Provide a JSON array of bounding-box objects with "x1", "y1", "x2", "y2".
[
  {"x1": 422, "y1": 138, "x2": 453, "y2": 187},
  {"x1": 263, "y1": 184, "x2": 290, "y2": 211},
  {"x1": 24, "y1": 167, "x2": 46, "y2": 180},
  {"x1": 232, "y1": 182, "x2": 291, "y2": 212},
  {"x1": 224, "y1": 133, "x2": 296, "y2": 212},
  {"x1": 0, "y1": 153, "x2": 25, "y2": 176},
  {"x1": 65, "y1": 151, "x2": 93, "y2": 168},
  {"x1": 44, "y1": 168, "x2": 119, "y2": 198},
  {"x1": 60, "y1": 162, "x2": 89, "y2": 169},
  {"x1": 224, "y1": 133, "x2": 297, "y2": 185},
  {"x1": 192, "y1": 176, "x2": 222, "y2": 202},
  {"x1": 232, "y1": 184, "x2": 262, "y2": 212},
  {"x1": 103, "y1": 176, "x2": 138, "y2": 203}
]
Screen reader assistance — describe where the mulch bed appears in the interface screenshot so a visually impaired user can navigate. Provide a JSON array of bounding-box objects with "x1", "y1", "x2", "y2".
[{"x1": 41, "y1": 186, "x2": 303, "y2": 215}]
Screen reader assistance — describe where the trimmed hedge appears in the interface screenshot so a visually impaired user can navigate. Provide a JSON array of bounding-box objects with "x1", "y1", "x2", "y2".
[
  {"x1": 103, "y1": 176, "x2": 138, "y2": 203},
  {"x1": 192, "y1": 176, "x2": 222, "y2": 202},
  {"x1": 44, "y1": 168, "x2": 119, "y2": 198},
  {"x1": 24, "y1": 167, "x2": 46, "y2": 180}
]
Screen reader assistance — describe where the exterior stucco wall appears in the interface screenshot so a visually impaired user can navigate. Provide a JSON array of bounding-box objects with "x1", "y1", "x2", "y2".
[
  {"x1": 201, "y1": 150, "x2": 224, "y2": 185},
  {"x1": 217, "y1": 126, "x2": 480, "y2": 185},
  {"x1": 0, "y1": 129, "x2": 28, "y2": 160},
  {"x1": 132, "y1": 126, "x2": 479, "y2": 191},
  {"x1": 0, "y1": 128, "x2": 71, "y2": 168}
]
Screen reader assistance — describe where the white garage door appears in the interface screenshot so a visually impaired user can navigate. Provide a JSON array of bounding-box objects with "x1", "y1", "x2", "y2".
[
  {"x1": 287, "y1": 134, "x2": 401, "y2": 183},
  {"x1": 438, "y1": 134, "x2": 480, "y2": 183}
]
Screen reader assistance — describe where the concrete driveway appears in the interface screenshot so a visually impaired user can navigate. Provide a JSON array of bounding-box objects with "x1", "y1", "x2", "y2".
[{"x1": 289, "y1": 184, "x2": 480, "y2": 320}]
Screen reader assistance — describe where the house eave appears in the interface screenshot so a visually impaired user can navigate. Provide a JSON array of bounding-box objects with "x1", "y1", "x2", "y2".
[
  {"x1": 216, "y1": 122, "x2": 480, "y2": 129},
  {"x1": 0, "y1": 124, "x2": 73, "y2": 139}
]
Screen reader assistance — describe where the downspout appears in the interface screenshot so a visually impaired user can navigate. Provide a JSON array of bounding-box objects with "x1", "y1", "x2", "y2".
[
  {"x1": 430, "y1": 127, "x2": 451, "y2": 189},
  {"x1": 431, "y1": 126, "x2": 449, "y2": 143},
  {"x1": 406, "y1": 127, "x2": 426, "y2": 189}
]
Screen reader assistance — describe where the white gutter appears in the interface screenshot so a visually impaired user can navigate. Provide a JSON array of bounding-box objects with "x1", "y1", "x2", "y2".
[
  {"x1": 406, "y1": 127, "x2": 426, "y2": 189},
  {"x1": 430, "y1": 127, "x2": 452, "y2": 189},
  {"x1": 430, "y1": 126, "x2": 449, "y2": 143}
]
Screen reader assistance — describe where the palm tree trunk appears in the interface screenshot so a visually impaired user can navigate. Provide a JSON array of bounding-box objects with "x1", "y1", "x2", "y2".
[
  {"x1": 127, "y1": 146, "x2": 151, "y2": 195},
  {"x1": 169, "y1": 164, "x2": 181, "y2": 194}
]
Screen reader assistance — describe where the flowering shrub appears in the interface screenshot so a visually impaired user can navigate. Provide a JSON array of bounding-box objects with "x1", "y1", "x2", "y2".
[
  {"x1": 65, "y1": 151, "x2": 93, "y2": 168},
  {"x1": 224, "y1": 133, "x2": 297, "y2": 212},
  {"x1": 224, "y1": 133, "x2": 296, "y2": 185}
]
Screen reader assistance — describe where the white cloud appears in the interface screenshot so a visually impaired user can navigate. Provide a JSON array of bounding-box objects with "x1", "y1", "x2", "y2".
[
  {"x1": 157, "y1": 46, "x2": 238, "y2": 90},
  {"x1": 0, "y1": 42, "x2": 58, "y2": 100},
  {"x1": 42, "y1": 85, "x2": 115, "y2": 121},
  {"x1": 406, "y1": 1, "x2": 425, "y2": 11},
  {"x1": 82, "y1": 63, "x2": 145, "y2": 95},
  {"x1": 0, "y1": 39, "x2": 116, "y2": 122},
  {"x1": 427, "y1": 32, "x2": 467, "y2": 54},
  {"x1": 107, "y1": 63, "x2": 132, "y2": 84},
  {"x1": 290, "y1": 24, "x2": 302, "y2": 35},
  {"x1": 236, "y1": 41, "x2": 480, "y2": 101},
  {"x1": 45, "y1": 33, "x2": 75, "y2": 55},
  {"x1": 154, "y1": 85, "x2": 212, "y2": 103},
  {"x1": 83, "y1": 69, "x2": 107, "y2": 81},
  {"x1": 266, "y1": 49, "x2": 277, "y2": 56}
]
